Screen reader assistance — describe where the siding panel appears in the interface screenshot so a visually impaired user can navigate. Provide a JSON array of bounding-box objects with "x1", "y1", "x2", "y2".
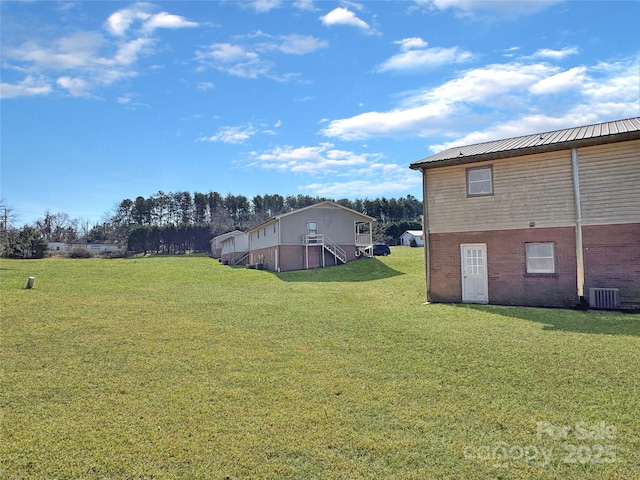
[
  {"x1": 578, "y1": 140, "x2": 640, "y2": 225},
  {"x1": 427, "y1": 151, "x2": 574, "y2": 233}
]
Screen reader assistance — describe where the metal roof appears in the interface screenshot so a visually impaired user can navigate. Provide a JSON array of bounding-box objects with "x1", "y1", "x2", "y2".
[{"x1": 410, "y1": 117, "x2": 640, "y2": 170}]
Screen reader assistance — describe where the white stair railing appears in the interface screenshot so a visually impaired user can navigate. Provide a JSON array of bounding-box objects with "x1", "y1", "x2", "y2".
[
  {"x1": 322, "y1": 236, "x2": 347, "y2": 264},
  {"x1": 303, "y1": 234, "x2": 347, "y2": 264}
]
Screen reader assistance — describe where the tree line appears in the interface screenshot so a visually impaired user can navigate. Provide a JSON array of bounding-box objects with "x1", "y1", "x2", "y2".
[{"x1": 1, "y1": 193, "x2": 422, "y2": 258}]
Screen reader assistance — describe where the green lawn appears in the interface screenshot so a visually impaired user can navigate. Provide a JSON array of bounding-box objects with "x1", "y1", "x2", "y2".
[{"x1": 1, "y1": 248, "x2": 638, "y2": 479}]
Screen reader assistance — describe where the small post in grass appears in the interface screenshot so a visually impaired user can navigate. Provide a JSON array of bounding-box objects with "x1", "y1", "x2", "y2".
[{"x1": 25, "y1": 277, "x2": 35, "y2": 289}]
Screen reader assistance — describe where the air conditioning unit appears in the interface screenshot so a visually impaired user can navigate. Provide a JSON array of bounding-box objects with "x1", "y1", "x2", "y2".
[{"x1": 589, "y1": 288, "x2": 620, "y2": 310}]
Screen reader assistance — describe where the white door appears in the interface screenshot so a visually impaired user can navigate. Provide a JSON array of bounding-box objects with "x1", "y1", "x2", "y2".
[{"x1": 461, "y1": 244, "x2": 488, "y2": 303}]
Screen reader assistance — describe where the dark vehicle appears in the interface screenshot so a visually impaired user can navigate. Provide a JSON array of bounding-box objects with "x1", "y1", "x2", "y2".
[{"x1": 366, "y1": 244, "x2": 391, "y2": 256}]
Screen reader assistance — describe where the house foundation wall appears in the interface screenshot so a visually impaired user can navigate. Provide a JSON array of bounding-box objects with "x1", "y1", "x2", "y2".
[
  {"x1": 582, "y1": 223, "x2": 640, "y2": 310},
  {"x1": 250, "y1": 244, "x2": 360, "y2": 272},
  {"x1": 429, "y1": 227, "x2": 578, "y2": 307},
  {"x1": 430, "y1": 224, "x2": 640, "y2": 308}
]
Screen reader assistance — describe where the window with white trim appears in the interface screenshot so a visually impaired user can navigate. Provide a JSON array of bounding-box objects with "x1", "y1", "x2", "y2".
[
  {"x1": 466, "y1": 166, "x2": 493, "y2": 196},
  {"x1": 526, "y1": 243, "x2": 555, "y2": 274}
]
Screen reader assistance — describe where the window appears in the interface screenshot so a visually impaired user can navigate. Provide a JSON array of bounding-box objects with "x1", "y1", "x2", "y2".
[
  {"x1": 467, "y1": 166, "x2": 493, "y2": 196},
  {"x1": 308, "y1": 221, "x2": 317, "y2": 236},
  {"x1": 526, "y1": 243, "x2": 555, "y2": 274}
]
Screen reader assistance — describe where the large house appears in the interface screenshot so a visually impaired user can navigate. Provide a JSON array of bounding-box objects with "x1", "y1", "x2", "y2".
[
  {"x1": 409, "y1": 117, "x2": 640, "y2": 310},
  {"x1": 246, "y1": 201, "x2": 375, "y2": 272}
]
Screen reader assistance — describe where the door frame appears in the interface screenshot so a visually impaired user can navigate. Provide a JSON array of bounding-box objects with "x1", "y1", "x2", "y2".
[{"x1": 460, "y1": 243, "x2": 489, "y2": 304}]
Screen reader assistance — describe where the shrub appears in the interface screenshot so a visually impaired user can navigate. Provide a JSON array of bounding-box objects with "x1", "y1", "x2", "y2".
[{"x1": 68, "y1": 248, "x2": 94, "y2": 259}]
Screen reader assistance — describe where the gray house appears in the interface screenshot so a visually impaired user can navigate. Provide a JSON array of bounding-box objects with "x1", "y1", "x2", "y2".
[
  {"x1": 220, "y1": 231, "x2": 249, "y2": 266},
  {"x1": 246, "y1": 201, "x2": 375, "y2": 272}
]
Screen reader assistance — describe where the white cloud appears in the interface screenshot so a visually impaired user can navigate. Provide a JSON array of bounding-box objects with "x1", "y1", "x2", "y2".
[
  {"x1": 530, "y1": 66, "x2": 587, "y2": 95},
  {"x1": 302, "y1": 176, "x2": 421, "y2": 198},
  {"x1": 530, "y1": 47, "x2": 579, "y2": 61},
  {"x1": 142, "y1": 11, "x2": 198, "y2": 33},
  {"x1": 321, "y1": 7, "x2": 371, "y2": 31},
  {"x1": 202, "y1": 43, "x2": 259, "y2": 64},
  {"x1": 428, "y1": 58, "x2": 639, "y2": 152},
  {"x1": 293, "y1": 0, "x2": 318, "y2": 11},
  {"x1": 275, "y1": 34, "x2": 328, "y2": 55},
  {"x1": 195, "y1": 43, "x2": 269, "y2": 79},
  {"x1": 56, "y1": 76, "x2": 92, "y2": 96},
  {"x1": 197, "y1": 81, "x2": 215, "y2": 91},
  {"x1": 299, "y1": 163, "x2": 422, "y2": 198},
  {"x1": 105, "y1": 3, "x2": 197, "y2": 37},
  {"x1": 7, "y1": 32, "x2": 105, "y2": 70},
  {"x1": 3, "y1": 4, "x2": 196, "y2": 98},
  {"x1": 199, "y1": 124, "x2": 258, "y2": 144},
  {"x1": 321, "y1": 102, "x2": 454, "y2": 140},
  {"x1": 397, "y1": 37, "x2": 428, "y2": 50},
  {"x1": 416, "y1": 0, "x2": 561, "y2": 17},
  {"x1": 105, "y1": 4, "x2": 150, "y2": 37},
  {"x1": 246, "y1": 141, "x2": 422, "y2": 199},
  {"x1": 0, "y1": 75, "x2": 52, "y2": 99},
  {"x1": 322, "y1": 55, "x2": 639, "y2": 143},
  {"x1": 249, "y1": 0, "x2": 282, "y2": 13},
  {"x1": 249, "y1": 143, "x2": 378, "y2": 174},
  {"x1": 377, "y1": 37, "x2": 474, "y2": 72},
  {"x1": 196, "y1": 34, "x2": 326, "y2": 80},
  {"x1": 2, "y1": 33, "x2": 150, "y2": 96}
]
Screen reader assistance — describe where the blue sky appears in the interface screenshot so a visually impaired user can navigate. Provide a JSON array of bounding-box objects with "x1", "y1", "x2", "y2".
[{"x1": 1, "y1": 0, "x2": 638, "y2": 226}]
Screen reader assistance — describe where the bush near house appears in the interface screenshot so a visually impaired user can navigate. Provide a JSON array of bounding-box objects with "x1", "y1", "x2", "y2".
[
  {"x1": 68, "y1": 247, "x2": 94, "y2": 258},
  {"x1": 1, "y1": 249, "x2": 638, "y2": 479}
]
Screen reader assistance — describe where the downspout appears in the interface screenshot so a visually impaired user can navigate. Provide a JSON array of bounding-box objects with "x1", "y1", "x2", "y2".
[
  {"x1": 421, "y1": 168, "x2": 432, "y2": 304},
  {"x1": 277, "y1": 218, "x2": 281, "y2": 272},
  {"x1": 571, "y1": 148, "x2": 586, "y2": 308}
]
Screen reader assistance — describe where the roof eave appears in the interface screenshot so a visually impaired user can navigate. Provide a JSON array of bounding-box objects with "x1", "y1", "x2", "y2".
[{"x1": 410, "y1": 130, "x2": 640, "y2": 171}]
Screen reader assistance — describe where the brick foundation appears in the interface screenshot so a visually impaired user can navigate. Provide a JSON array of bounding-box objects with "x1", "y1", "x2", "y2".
[
  {"x1": 430, "y1": 227, "x2": 578, "y2": 308},
  {"x1": 583, "y1": 223, "x2": 640, "y2": 310},
  {"x1": 250, "y1": 243, "x2": 361, "y2": 272},
  {"x1": 429, "y1": 224, "x2": 640, "y2": 308}
]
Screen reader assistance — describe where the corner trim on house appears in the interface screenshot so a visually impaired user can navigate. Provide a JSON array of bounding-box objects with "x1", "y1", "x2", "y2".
[
  {"x1": 421, "y1": 169, "x2": 431, "y2": 303},
  {"x1": 571, "y1": 148, "x2": 585, "y2": 302}
]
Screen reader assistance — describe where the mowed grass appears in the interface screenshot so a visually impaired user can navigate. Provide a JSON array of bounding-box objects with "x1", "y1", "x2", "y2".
[{"x1": 1, "y1": 249, "x2": 639, "y2": 479}]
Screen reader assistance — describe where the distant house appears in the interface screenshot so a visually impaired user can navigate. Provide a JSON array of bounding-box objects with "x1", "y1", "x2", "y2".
[
  {"x1": 400, "y1": 230, "x2": 424, "y2": 247},
  {"x1": 409, "y1": 117, "x2": 640, "y2": 310},
  {"x1": 246, "y1": 201, "x2": 375, "y2": 272},
  {"x1": 210, "y1": 230, "x2": 244, "y2": 258},
  {"x1": 220, "y1": 231, "x2": 249, "y2": 266},
  {"x1": 48, "y1": 242, "x2": 119, "y2": 253}
]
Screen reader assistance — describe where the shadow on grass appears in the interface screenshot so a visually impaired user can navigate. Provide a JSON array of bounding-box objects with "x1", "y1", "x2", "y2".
[
  {"x1": 460, "y1": 304, "x2": 640, "y2": 337},
  {"x1": 270, "y1": 257, "x2": 405, "y2": 283}
]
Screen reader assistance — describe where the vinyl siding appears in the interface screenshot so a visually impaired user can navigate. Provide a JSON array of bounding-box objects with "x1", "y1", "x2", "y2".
[
  {"x1": 280, "y1": 206, "x2": 363, "y2": 245},
  {"x1": 249, "y1": 220, "x2": 279, "y2": 250},
  {"x1": 578, "y1": 139, "x2": 640, "y2": 225},
  {"x1": 426, "y1": 151, "x2": 575, "y2": 234}
]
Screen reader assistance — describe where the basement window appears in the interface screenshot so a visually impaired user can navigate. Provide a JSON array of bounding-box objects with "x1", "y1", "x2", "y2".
[
  {"x1": 466, "y1": 166, "x2": 493, "y2": 196},
  {"x1": 526, "y1": 243, "x2": 555, "y2": 274}
]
